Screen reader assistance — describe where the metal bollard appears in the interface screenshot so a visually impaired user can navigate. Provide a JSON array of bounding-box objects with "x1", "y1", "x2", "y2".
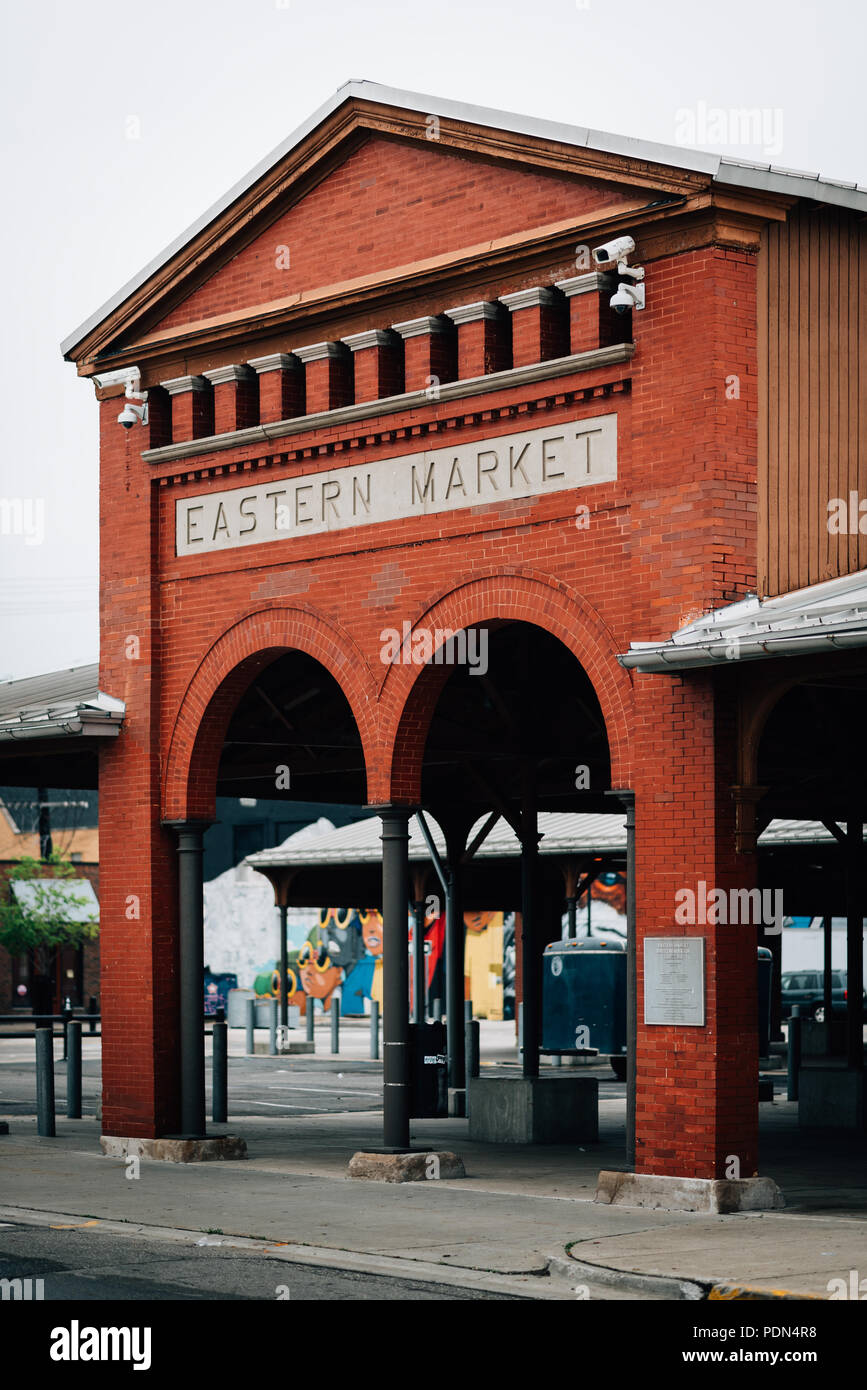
[
  {"x1": 464, "y1": 999, "x2": 473, "y2": 1023},
  {"x1": 370, "y1": 999, "x2": 380, "y2": 1060},
  {"x1": 213, "y1": 1015, "x2": 228, "y2": 1124},
  {"x1": 465, "y1": 1018, "x2": 480, "y2": 1089},
  {"x1": 245, "y1": 997, "x2": 255, "y2": 1055},
  {"x1": 431, "y1": 996, "x2": 442, "y2": 1023},
  {"x1": 87, "y1": 996, "x2": 97, "y2": 1035},
  {"x1": 268, "y1": 997, "x2": 278, "y2": 1056},
  {"x1": 787, "y1": 1005, "x2": 801, "y2": 1102},
  {"x1": 517, "y1": 1002, "x2": 524, "y2": 1055},
  {"x1": 36, "y1": 1027, "x2": 56, "y2": 1137},
  {"x1": 66, "y1": 1020, "x2": 82, "y2": 1119},
  {"x1": 62, "y1": 999, "x2": 72, "y2": 1061},
  {"x1": 306, "y1": 1000, "x2": 315, "y2": 1042},
  {"x1": 330, "y1": 998, "x2": 340, "y2": 1055},
  {"x1": 550, "y1": 1053, "x2": 562, "y2": 1068}
]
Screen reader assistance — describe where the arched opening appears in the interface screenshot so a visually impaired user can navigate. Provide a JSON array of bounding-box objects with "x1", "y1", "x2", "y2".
[
  {"x1": 169, "y1": 644, "x2": 372, "y2": 1138},
  {"x1": 387, "y1": 617, "x2": 625, "y2": 1148}
]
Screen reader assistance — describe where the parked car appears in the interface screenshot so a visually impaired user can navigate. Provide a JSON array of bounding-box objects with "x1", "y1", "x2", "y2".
[{"x1": 780, "y1": 969, "x2": 864, "y2": 1022}]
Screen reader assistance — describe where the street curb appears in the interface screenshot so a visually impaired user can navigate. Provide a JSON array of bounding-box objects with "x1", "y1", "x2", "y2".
[
  {"x1": 550, "y1": 1250, "x2": 827, "y2": 1301},
  {"x1": 0, "y1": 1204, "x2": 571, "y2": 1301},
  {"x1": 548, "y1": 1253, "x2": 705, "y2": 1300}
]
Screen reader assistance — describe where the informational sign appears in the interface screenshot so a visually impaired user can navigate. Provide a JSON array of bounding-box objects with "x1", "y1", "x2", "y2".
[
  {"x1": 644, "y1": 937, "x2": 705, "y2": 1026},
  {"x1": 175, "y1": 414, "x2": 617, "y2": 556}
]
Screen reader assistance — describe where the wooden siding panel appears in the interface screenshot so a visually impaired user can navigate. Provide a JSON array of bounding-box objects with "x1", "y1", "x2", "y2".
[{"x1": 758, "y1": 206, "x2": 867, "y2": 596}]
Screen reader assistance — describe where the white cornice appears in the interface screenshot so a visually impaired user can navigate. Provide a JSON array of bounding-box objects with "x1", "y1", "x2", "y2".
[
  {"x1": 203, "y1": 364, "x2": 255, "y2": 387},
  {"x1": 342, "y1": 329, "x2": 395, "y2": 352},
  {"x1": 391, "y1": 316, "x2": 451, "y2": 339},
  {"x1": 556, "y1": 272, "x2": 615, "y2": 297},
  {"x1": 444, "y1": 301, "x2": 500, "y2": 325},
  {"x1": 160, "y1": 374, "x2": 209, "y2": 395},
  {"x1": 247, "y1": 353, "x2": 301, "y2": 374},
  {"x1": 293, "y1": 341, "x2": 348, "y2": 363},
  {"x1": 499, "y1": 287, "x2": 556, "y2": 312}
]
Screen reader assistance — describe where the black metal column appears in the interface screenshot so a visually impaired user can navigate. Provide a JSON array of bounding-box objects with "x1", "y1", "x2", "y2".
[
  {"x1": 607, "y1": 789, "x2": 636, "y2": 1167},
  {"x1": 444, "y1": 827, "x2": 466, "y2": 1092},
  {"x1": 623, "y1": 793, "x2": 637, "y2": 1168},
  {"x1": 381, "y1": 807, "x2": 411, "y2": 1150},
  {"x1": 521, "y1": 763, "x2": 540, "y2": 1079},
  {"x1": 279, "y1": 904, "x2": 289, "y2": 1030},
  {"x1": 169, "y1": 822, "x2": 209, "y2": 1138},
  {"x1": 846, "y1": 808, "x2": 864, "y2": 1072}
]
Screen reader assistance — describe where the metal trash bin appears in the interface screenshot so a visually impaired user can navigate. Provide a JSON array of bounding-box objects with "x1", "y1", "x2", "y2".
[
  {"x1": 409, "y1": 1021, "x2": 448, "y2": 1118},
  {"x1": 542, "y1": 939, "x2": 627, "y2": 1076}
]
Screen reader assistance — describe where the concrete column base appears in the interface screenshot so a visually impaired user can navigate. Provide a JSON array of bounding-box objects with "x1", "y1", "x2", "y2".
[
  {"x1": 250, "y1": 1040, "x2": 314, "y2": 1055},
  {"x1": 101, "y1": 1134, "x2": 247, "y2": 1163},
  {"x1": 348, "y1": 1150, "x2": 466, "y2": 1182},
  {"x1": 468, "y1": 1075, "x2": 598, "y2": 1144},
  {"x1": 595, "y1": 1170, "x2": 785, "y2": 1213}
]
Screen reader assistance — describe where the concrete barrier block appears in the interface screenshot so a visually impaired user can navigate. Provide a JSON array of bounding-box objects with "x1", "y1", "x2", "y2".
[
  {"x1": 348, "y1": 1150, "x2": 465, "y2": 1181},
  {"x1": 468, "y1": 1075, "x2": 598, "y2": 1144}
]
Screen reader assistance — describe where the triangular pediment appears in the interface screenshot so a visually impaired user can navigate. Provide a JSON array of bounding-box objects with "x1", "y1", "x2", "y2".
[{"x1": 66, "y1": 88, "x2": 710, "y2": 370}]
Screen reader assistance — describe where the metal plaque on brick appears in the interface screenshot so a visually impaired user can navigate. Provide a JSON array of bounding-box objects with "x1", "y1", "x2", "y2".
[{"x1": 644, "y1": 937, "x2": 705, "y2": 1026}]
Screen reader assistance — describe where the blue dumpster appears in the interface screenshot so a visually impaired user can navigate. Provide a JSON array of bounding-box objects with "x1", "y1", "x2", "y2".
[{"x1": 542, "y1": 938, "x2": 627, "y2": 1066}]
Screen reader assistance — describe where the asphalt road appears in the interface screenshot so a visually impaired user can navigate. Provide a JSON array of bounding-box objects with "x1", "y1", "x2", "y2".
[
  {"x1": 0, "y1": 1221, "x2": 521, "y2": 1300},
  {"x1": 0, "y1": 1045, "x2": 633, "y2": 1118}
]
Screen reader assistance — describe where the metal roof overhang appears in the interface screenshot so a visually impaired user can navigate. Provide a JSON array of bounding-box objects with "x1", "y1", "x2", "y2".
[
  {"x1": 619, "y1": 569, "x2": 867, "y2": 672},
  {"x1": 0, "y1": 665, "x2": 125, "y2": 742},
  {"x1": 244, "y1": 810, "x2": 863, "y2": 913},
  {"x1": 0, "y1": 666, "x2": 125, "y2": 790}
]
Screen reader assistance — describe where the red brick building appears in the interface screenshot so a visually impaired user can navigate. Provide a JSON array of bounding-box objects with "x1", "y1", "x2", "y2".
[{"x1": 59, "y1": 83, "x2": 866, "y2": 1195}]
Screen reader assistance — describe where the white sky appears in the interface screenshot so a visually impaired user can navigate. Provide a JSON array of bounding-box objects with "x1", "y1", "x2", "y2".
[{"x1": 1, "y1": 0, "x2": 864, "y2": 680}]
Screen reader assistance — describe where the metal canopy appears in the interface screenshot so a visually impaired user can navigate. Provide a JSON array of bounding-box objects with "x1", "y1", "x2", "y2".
[
  {"x1": 619, "y1": 568, "x2": 867, "y2": 671},
  {"x1": 247, "y1": 809, "x2": 857, "y2": 871},
  {"x1": 0, "y1": 665, "x2": 124, "y2": 742}
]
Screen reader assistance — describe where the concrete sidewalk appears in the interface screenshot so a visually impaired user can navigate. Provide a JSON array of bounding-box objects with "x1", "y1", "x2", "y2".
[{"x1": 1, "y1": 1094, "x2": 865, "y2": 1299}]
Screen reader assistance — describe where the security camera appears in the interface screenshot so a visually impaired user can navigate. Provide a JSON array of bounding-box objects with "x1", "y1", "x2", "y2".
[
  {"x1": 592, "y1": 236, "x2": 636, "y2": 267},
  {"x1": 118, "y1": 400, "x2": 148, "y2": 429},
  {"x1": 117, "y1": 370, "x2": 149, "y2": 428},
  {"x1": 610, "y1": 282, "x2": 645, "y2": 314}
]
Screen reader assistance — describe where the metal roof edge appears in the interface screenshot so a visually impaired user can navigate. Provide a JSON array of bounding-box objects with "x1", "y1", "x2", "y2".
[
  {"x1": 713, "y1": 158, "x2": 867, "y2": 213},
  {"x1": 61, "y1": 78, "x2": 867, "y2": 363}
]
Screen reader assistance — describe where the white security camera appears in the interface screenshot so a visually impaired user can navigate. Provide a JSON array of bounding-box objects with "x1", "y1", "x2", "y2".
[
  {"x1": 117, "y1": 370, "x2": 149, "y2": 429},
  {"x1": 592, "y1": 236, "x2": 636, "y2": 267},
  {"x1": 118, "y1": 400, "x2": 148, "y2": 429},
  {"x1": 610, "y1": 282, "x2": 645, "y2": 314}
]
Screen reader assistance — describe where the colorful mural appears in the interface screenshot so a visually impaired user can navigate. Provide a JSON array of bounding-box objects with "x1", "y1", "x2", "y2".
[{"x1": 254, "y1": 906, "x2": 513, "y2": 1017}]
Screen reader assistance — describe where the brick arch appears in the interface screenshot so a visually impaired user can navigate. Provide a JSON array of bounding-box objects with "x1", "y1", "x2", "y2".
[
  {"x1": 162, "y1": 605, "x2": 379, "y2": 822},
  {"x1": 373, "y1": 570, "x2": 634, "y2": 804}
]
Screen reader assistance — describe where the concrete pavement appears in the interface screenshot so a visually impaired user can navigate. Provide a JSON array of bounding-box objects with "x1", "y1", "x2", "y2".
[
  {"x1": 1, "y1": 1101, "x2": 865, "y2": 1298},
  {"x1": 1, "y1": 1022, "x2": 865, "y2": 1299}
]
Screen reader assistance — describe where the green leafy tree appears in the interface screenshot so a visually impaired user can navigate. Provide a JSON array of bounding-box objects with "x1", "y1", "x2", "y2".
[{"x1": 0, "y1": 853, "x2": 98, "y2": 958}]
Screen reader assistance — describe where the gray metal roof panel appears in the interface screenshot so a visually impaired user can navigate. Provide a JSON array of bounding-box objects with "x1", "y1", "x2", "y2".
[
  {"x1": 246, "y1": 808, "x2": 859, "y2": 871},
  {"x1": 0, "y1": 664, "x2": 124, "y2": 740},
  {"x1": 61, "y1": 80, "x2": 867, "y2": 360}
]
